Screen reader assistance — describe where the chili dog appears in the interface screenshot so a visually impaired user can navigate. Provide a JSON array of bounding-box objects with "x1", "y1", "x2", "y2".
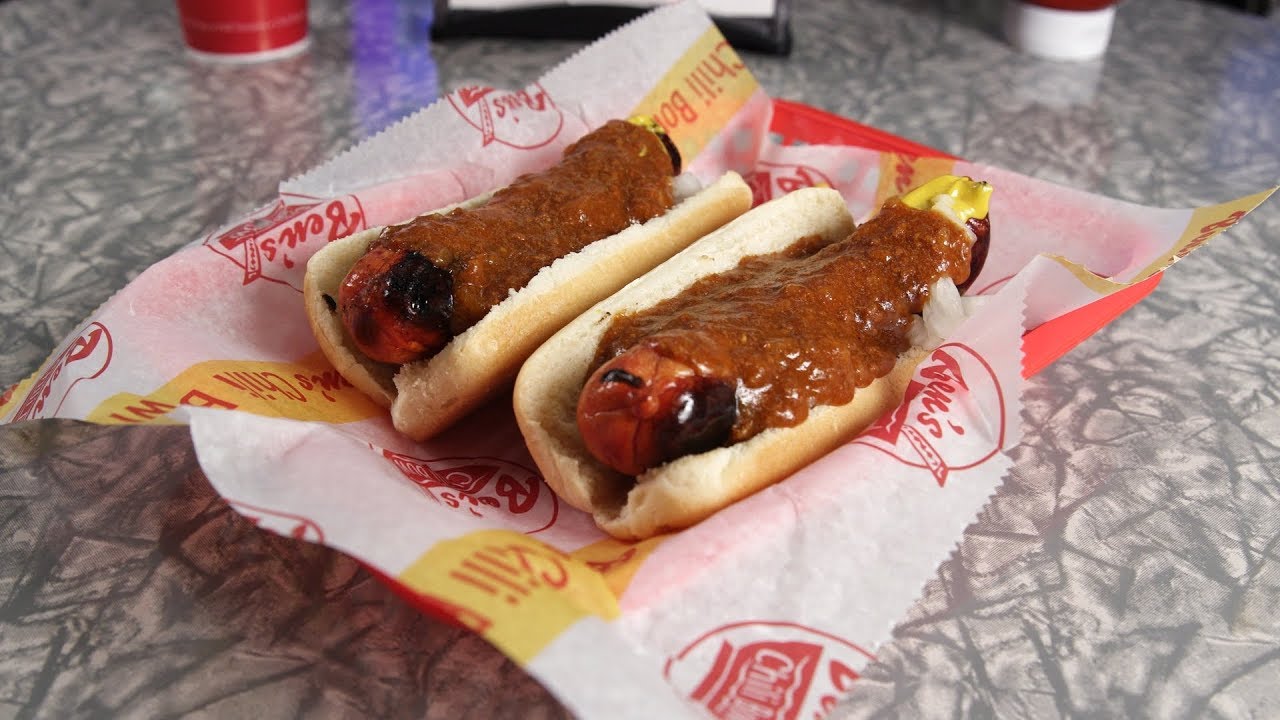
[
  {"x1": 513, "y1": 176, "x2": 992, "y2": 539},
  {"x1": 304, "y1": 118, "x2": 752, "y2": 441}
]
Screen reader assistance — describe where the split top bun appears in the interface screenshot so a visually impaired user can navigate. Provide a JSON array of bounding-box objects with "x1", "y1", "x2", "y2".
[
  {"x1": 303, "y1": 170, "x2": 753, "y2": 441},
  {"x1": 513, "y1": 184, "x2": 986, "y2": 540}
]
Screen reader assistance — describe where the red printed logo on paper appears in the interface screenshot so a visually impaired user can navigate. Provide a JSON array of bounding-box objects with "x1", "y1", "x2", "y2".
[
  {"x1": 665, "y1": 621, "x2": 872, "y2": 720},
  {"x1": 1180, "y1": 210, "x2": 1246, "y2": 260},
  {"x1": 228, "y1": 499, "x2": 325, "y2": 542},
  {"x1": 383, "y1": 450, "x2": 559, "y2": 534},
  {"x1": 854, "y1": 343, "x2": 1006, "y2": 487},
  {"x1": 745, "y1": 162, "x2": 833, "y2": 205},
  {"x1": 13, "y1": 322, "x2": 113, "y2": 422},
  {"x1": 448, "y1": 83, "x2": 564, "y2": 149},
  {"x1": 205, "y1": 195, "x2": 365, "y2": 290},
  {"x1": 891, "y1": 153, "x2": 919, "y2": 195}
]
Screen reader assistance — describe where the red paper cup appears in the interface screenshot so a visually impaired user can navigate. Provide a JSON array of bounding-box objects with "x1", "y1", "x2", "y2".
[{"x1": 177, "y1": 0, "x2": 310, "y2": 63}]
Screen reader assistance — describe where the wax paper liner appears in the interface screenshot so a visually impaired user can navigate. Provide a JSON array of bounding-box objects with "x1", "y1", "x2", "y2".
[{"x1": 1, "y1": 3, "x2": 1275, "y2": 718}]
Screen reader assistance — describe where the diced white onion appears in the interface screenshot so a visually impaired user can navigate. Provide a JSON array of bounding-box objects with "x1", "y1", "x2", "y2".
[
  {"x1": 672, "y1": 172, "x2": 703, "y2": 202},
  {"x1": 908, "y1": 277, "x2": 988, "y2": 349},
  {"x1": 926, "y1": 192, "x2": 978, "y2": 243}
]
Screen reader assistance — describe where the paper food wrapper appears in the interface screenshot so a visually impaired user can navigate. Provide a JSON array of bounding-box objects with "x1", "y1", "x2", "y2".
[{"x1": 2, "y1": 3, "x2": 1274, "y2": 718}]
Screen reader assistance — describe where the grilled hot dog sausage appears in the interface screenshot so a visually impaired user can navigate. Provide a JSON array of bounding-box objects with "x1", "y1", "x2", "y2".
[{"x1": 339, "y1": 119, "x2": 680, "y2": 365}]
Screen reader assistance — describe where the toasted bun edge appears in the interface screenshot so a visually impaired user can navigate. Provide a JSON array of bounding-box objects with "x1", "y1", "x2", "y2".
[
  {"x1": 303, "y1": 226, "x2": 396, "y2": 408},
  {"x1": 302, "y1": 193, "x2": 493, "y2": 411}
]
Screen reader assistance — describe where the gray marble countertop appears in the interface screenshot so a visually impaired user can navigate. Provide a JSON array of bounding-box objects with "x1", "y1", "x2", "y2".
[{"x1": 2, "y1": 0, "x2": 1278, "y2": 717}]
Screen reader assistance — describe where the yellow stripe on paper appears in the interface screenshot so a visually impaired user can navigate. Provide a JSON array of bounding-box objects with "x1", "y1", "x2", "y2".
[
  {"x1": 569, "y1": 534, "x2": 668, "y2": 599},
  {"x1": 1047, "y1": 255, "x2": 1128, "y2": 295},
  {"x1": 629, "y1": 27, "x2": 759, "y2": 166},
  {"x1": 0, "y1": 377, "x2": 34, "y2": 423},
  {"x1": 399, "y1": 530, "x2": 621, "y2": 664},
  {"x1": 84, "y1": 351, "x2": 383, "y2": 425},
  {"x1": 1130, "y1": 186, "x2": 1277, "y2": 283},
  {"x1": 874, "y1": 154, "x2": 958, "y2": 210}
]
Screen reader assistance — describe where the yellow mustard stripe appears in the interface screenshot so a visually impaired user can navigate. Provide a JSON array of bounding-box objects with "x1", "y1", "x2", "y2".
[
  {"x1": 900, "y1": 175, "x2": 992, "y2": 222},
  {"x1": 628, "y1": 26, "x2": 758, "y2": 167},
  {"x1": 84, "y1": 351, "x2": 383, "y2": 425},
  {"x1": 398, "y1": 530, "x2": 621, "y2": 664},
  {"x1": 1129, "y1": 186, "x2": 1277, "y2": 283}
]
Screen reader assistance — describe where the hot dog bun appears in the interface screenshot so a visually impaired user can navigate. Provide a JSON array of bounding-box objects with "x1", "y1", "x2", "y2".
[
  {"x1": 304, "y1": 171, "x2": 752, "y2": 441},
  {"x1": 513, "y1": 187, "x2": 935, "y2": 540}
]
